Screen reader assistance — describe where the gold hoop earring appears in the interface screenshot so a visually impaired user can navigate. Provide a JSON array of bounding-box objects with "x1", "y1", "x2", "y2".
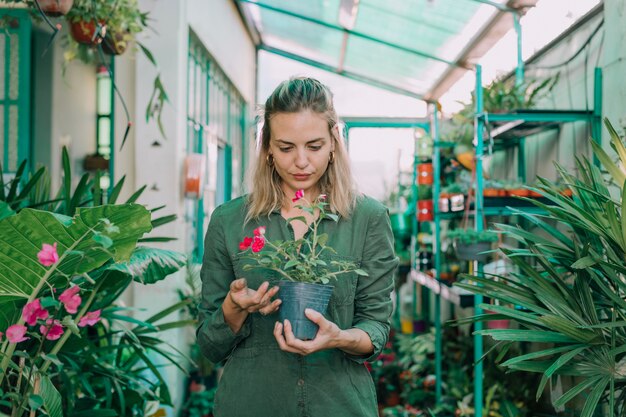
[
  {"x1": 266, "y1": 154, "x2": 274, "y2": 167},
  {"x1": 328, "y1": 151, "x2": 335, "y2": 164}
]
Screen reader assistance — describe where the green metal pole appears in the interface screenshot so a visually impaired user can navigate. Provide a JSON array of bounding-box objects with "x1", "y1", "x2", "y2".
[
  {"x1": 592, "y1": 67, "x2": 603, "y2": 167},
  {"x1": 108, "y1": 58, "x2": 116, "y2": 189},
  {"x1": 474, "y1": 64, "x2": 485, "y2": 417},
  {"x1": 517, "y1": 138, "x2": 526, "y2": 183},
  {"x1": 432, "y1": 103, "x2": 442, "y2": 402},
  {"x1": 514, "y1": 13, "x2": 524, "y2": 86}
]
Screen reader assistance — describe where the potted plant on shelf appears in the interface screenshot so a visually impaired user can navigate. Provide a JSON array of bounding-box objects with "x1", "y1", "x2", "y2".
[
  {"x1": 238, "y1": 190, "x2": 368, "y2": 340},
  {"x1": 447, "y1": 228, "x2": 498, "y2": 263}
]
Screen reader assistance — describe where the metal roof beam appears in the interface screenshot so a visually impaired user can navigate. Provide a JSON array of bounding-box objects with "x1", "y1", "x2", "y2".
[
  {"x1": 424, "y1": 0, "x2": 538, "y2": 101},
  {"x1": 342, "y1": 117, "x2": 430, "y2": 129},
  {"x1": 237, "y1": 0, "x2": 462, "y2": 68},
  {"x1": 260, "y1": 44, "x2": 428, "y2": 102}
]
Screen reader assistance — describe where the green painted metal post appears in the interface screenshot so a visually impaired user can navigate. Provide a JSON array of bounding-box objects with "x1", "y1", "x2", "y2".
[
  {"x1": 513, "y1": 13, "x2": 524, "y2": 86},
  {"x1": 108, "y1": 58, "x2": 116, "y2": 189},
  {"x1": 474, "y1": 64, "x2": 485, "y2": 417},
  {"x1": 592, "y1": 67, "x2": 603, "y2": 167},
  {"x1": 432, "y1": 103, "x2": 442, "y2": 402},
  {"x1": 517, "y1": 138, "x2": 526, "y2": 182}
]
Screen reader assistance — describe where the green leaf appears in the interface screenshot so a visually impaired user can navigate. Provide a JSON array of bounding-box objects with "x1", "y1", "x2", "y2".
[
  {"x1": 536, "y1": 346, "x2": 587, "y2": 400},
  {"x1": 571, "y1": 256, "x2": 597, "y2": 269},
  {"x1": 579, "y1": 376, "x2": 609, "y2": 417},
  {"x1": 0, "y1": 205, "x2": 152, "y2": 329},
  {"x1": 354, "y1": 269, "x2": 368, "y2": 276},
  {"x1": 103, "y1": 247, "x2": 186, "y2": 285},
  {"x1": 39, "y1": 375, "x2": 63, "y2": 417},
  {"x1": 0, "y1": 201, "x2": 15, "y2": 221},
  {"x1": 476, "y1": 329, "x2": 578, "y2": 343},
  {"x1": 553, "y1": 376, "x2": 601, "y2": 408},
  {"x1": 93, "y1": 233, "x2": 114, "y2": 249},
  {"x1": 502, "y1": 344, "x2": 586, "y2": 367},
  {"x1": 28, "y1": 394, "x2": 44, "y2": 410}
]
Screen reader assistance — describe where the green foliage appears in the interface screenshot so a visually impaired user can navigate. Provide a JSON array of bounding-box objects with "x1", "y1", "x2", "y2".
[
  {"x1": 240, "y1": 193, "x2": 367, "y2": 284},
  {"x1": 455, "y1": 119, "x2": 626, "y2": 417},
  {"x1": 183, "y1": 387, "x2": 216, "y2": 417},
  {"x1": 447, "y1": 228, "x2": 499, "y2": 244}
]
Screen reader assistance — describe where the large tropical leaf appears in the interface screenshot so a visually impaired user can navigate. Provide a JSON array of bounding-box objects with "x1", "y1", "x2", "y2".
[{"x1": 0, "y1": 204, "x2": 152, "y2": 325}]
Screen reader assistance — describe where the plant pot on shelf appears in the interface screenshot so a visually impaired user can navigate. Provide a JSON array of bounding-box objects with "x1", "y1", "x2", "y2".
[
  {"x1": 417, "y1": 163, "x2": 433, "y2": 185},
  {"x1": 508, "y1": 188, "x2": 529, "y2": 197},
  {"x1": 38, "y1": 0, "x2": 74, "y2": 16},
  {"x1": 486, "y1": 310, "x2": 510, "y2": 329},
  {"x1": 483, "y1": 188, "x2": 502, "y2": 197},
  {"x1": 69, "y1": 19, "x2": 106, "y2": 45},
  {"x1": 278, "y1": 281, "x2": 333, "y2": 340},
  {"x1": 449, "y1": 193, "x2": 465, "y2": 212},
  {"x1": 417, "y1": 199, "x2": 433, "y2": 222},
  {"x1": 453, "y1": 240, "x2": 492, "y2": 263},
  {"x1": 83, "y1": 153, "x2": 109, "y2": 171}
]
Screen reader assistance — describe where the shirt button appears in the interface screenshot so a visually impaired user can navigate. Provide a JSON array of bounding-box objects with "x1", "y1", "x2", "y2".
[{"x1": 297, "y1": 378, "x2": 305, "y2": 386}]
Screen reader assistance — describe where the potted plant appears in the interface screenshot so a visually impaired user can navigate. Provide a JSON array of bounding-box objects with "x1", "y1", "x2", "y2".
[
  {"x1": 447, "y1": 228, "x2": 498, "y2": 263},
  {"x1": 238, "y1": 190, "x2": 367, "y2": 340},
  {"x1": 65, "y1": 1, "x2": 109, "y2": 45},
  {"x1": 101, "y1": 0, "x2": 148, "y2": 55}
]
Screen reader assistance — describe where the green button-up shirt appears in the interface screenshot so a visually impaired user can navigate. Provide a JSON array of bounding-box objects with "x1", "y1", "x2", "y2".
[{"x1": 197, "y1": 195, "x2": 398, "y2": 417}]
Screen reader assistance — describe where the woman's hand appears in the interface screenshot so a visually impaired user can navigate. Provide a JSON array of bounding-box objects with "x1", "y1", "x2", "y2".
[
  {"x1": 273, "y1": 308, "x2": 342, "y2": 355},
  {"x1": 228, "y1": 278, "x2": 281, "y2": 316},
  {"x1": 273, "y1": 308, "x2": 375, "y2": 357}
]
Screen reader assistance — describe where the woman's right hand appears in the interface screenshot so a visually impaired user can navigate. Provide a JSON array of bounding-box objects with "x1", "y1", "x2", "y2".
[{"x1": 227, "y1": 278, "x2": 281, "y2": 316}]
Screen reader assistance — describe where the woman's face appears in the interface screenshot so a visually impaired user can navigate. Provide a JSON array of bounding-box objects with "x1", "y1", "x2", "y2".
[{"x1": 268, "y1": 109, "x2": 335, "y2": 201}]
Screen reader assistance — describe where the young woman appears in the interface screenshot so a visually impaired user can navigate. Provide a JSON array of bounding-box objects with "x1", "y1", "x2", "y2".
[{"x1": 197, "y1": 77, "x2": 398, "y2": 417}]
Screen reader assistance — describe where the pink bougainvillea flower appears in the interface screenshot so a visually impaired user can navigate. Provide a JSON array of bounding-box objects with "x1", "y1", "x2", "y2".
[
  {"x1": 59, "y1": 286, "x2": 82, "y2": 314},
  {"x1": 253, "y1": 226, "x2": 266, "y2": 236},
  {"x1": 239, "y1": 236, "x2": 253, "y2": 250},
  {"x1": 22, "y1": 299, "x2": 49, "y2": 326},
  {"x1": 37, "y1": 243, "x2": 59, "y2": 267},
  {"x1": 39, "y1": 319, "x2": 64, "y2": 341},
  {"x1": 251, "y1": 236, "x2": 265, "y2": 253},
  {"x1": 292, "y1": 189, "x2": 305, "y2": 202},
  {"x1": 78, "y1": 310, "x2": 102, "y2": 327},
  {"x1": 6, "y1": 324, "x2": 29, "y2": 343}
]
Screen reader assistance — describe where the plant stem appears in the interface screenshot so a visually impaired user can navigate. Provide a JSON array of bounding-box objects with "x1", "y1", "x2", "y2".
[{"x1": 610, "y1": 305, "x2": 616, "y2": 417}]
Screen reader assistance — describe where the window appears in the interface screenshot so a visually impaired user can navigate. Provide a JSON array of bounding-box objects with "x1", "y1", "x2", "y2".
[
  {"x1": 95, "y1": 64, "x2": 114, "y2": 190},
  {"x1": 186, "y1": 33, "x2": 247, "y2": 261},
  {"x1": 0, "y1": 10, "x2": 31, "y2": 175}
]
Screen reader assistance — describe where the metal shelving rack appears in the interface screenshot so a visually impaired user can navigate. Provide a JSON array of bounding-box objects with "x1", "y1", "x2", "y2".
[{"x1": 413, "y1": 64, "x2": 603, "y2": 415}]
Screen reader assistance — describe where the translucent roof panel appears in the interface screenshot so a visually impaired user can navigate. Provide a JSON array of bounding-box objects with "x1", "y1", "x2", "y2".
[{"x1": 239, "y1": 0, "x2": 509, "y2": 100}]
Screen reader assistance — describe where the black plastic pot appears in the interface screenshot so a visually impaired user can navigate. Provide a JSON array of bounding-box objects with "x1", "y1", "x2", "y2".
[
  {"x1": 454, "y1": 240, "x2": 492, "y2": 263},
  {"x1": 278, "y1": 281, "x2": 333, "y2": 340}
]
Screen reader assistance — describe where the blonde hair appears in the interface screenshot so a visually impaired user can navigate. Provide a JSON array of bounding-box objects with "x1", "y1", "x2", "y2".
[{"x1": 247, "y1": 77, "x2": 356, "y2": 220}]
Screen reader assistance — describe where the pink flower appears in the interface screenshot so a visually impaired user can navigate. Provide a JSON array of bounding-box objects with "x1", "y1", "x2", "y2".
[
  {"x1": 239, "y1": 236, "x2": 253, "y2": 250},
  {"x1": 6, "y1": 324, "x2": 29, "y2": 343},
  {"x1": 251, "y1": 236, "x2": 265, "y2": 253},
  {"x1": 59, "y1": 286, "x2": 82, "y2": 314},
  {"x1": 318, "y1": 194, "x2": 327, "y2": 201},
  {"x1": 39, "y1": 319, "x2": 64, "y2": 340},
  {"x1": 37, "y1": 243, "x2": 59, "y2": 267},
  {"x1": 292, "y1": 189, "x2": 304, "y2": 202},
  {"x1": 22, "y1": 299, "x2": 49, "y2": 326},
  {"x1": 0, "y1": 331, "x2": 3, "y2": 341},
  {"x1": 253, "y1": 226, "x2": 266, "y2": 236},
  {"x1": 78, "y1": 310, "x2": 102, "y2": 327}
]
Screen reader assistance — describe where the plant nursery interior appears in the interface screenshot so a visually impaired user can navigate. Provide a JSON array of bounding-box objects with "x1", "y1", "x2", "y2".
[{"x1": 1, "y1": 0, "x2": 625, "y2": 416}]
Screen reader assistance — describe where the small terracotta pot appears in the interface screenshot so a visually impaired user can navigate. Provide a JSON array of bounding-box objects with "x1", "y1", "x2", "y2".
[
  {"x1": 417, "y1": 163, "x2": 433, "y2": 185},
  {"x1": 508, "y1": 188, "x2": 529, "y2": 197},
  {"x1": 38, "y1": 0, "x2": 73, "y2": 16},
  {"x1": 417, "y1": 199, "x2": 433, "y2": 222},
  {"x1": 69, "y1": 19, "x2": 106, "y2": 45},
  {"x1": 483, "y1": 188, "x2": 501, "y2": 197}
]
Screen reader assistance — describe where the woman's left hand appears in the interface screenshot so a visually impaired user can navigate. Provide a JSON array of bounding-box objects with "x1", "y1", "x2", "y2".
[{"x1": 273, "y1": 308, "x2": 341, "y2": 355}]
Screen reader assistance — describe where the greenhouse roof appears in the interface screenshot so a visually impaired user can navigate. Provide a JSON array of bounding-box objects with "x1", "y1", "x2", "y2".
[{"x1": 236, "y1": 0, "x2": 538, "y2": 102}]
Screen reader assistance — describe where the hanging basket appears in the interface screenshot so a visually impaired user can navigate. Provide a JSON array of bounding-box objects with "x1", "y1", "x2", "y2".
[
  {"x1": 37, "y1": 0, "x2": 74, "y2": 16},
  {"x1": 453, "y1": 239, "x2": 492, "y2": 263}
]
